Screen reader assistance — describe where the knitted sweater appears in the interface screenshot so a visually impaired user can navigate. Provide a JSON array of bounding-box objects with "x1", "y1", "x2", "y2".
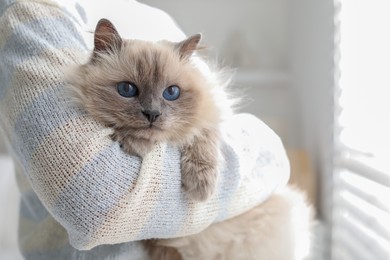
[{"x1": 0, "y1": 0, "x2": 290, "y2": 259}]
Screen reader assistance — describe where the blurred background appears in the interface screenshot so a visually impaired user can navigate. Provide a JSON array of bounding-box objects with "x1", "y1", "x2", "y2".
[{"x1": 1, "y1": 0, "x2": 389, "y2": 259}]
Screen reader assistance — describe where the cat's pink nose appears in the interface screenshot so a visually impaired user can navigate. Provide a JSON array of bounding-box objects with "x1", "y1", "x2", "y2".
[{"x1": 142, "y1": 110, "x2": 161, "y2": 124}]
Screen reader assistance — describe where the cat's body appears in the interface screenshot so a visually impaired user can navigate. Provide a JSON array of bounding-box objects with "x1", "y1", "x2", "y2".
[
  {"x1": 67, "y1": 19, "x2": 312, "y2": 260},
  {"x1": 156, "y1": 187, "x2": 312, "y2": 260}
]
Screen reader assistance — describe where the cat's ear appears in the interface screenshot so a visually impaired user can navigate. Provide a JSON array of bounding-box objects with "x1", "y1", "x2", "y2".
[
  {"x1": 93, "y1": 19, "x2": 122, "y2": 58},
  {"x1": 176, "y1": 34, "x2": 202, "y2": 60}
]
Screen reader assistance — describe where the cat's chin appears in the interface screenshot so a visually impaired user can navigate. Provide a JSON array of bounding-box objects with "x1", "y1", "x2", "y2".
[{"x1": 133, "y1": 125, "x2": 167, "y2": 141}]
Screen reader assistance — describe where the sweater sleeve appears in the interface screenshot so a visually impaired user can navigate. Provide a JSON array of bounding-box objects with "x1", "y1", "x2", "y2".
[{"x1": 0, "y1": 0, "x2": 290, "y2": 250}]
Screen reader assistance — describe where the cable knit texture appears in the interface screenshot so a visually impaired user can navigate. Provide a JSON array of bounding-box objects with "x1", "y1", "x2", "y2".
[{"x1": 0, "y1": 0, "x2": 290, "y2": 258}]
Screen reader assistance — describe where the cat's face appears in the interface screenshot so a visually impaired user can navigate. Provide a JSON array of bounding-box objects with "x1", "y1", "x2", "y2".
[{"x1": 68, "y1": 19, "x2": 220, "y2": 144}]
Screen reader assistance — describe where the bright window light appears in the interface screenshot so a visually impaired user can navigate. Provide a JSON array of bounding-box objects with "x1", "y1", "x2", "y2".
[
  {"x1": 334, "y1": 1, "x2": 390, "y2": 259},
  {"x1": 338, "y1": 0, "x2": 390, "y2": 160}
]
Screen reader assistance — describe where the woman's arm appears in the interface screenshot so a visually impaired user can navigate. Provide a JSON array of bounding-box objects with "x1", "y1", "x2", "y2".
[{"x1": 0, "y1": 0, "x2": 289, "y2": 250}]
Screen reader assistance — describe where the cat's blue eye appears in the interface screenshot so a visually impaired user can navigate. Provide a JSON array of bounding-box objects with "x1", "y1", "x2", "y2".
[
  {"x1": 117, "y1": 81, "x2": 138, "y2": 98},
  {"x1": 163, "y1": 85, "x2": 180, "y2": 101}
]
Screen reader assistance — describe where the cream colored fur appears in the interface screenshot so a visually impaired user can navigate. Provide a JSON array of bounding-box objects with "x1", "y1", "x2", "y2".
[{"x1": 158, "y1": 186, "x2": 312, "y2": 260}]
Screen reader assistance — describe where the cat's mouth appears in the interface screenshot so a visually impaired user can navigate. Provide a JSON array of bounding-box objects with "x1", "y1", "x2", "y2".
[{"x1": 146, "y1": 123, "x2": 160, "y2": 129}]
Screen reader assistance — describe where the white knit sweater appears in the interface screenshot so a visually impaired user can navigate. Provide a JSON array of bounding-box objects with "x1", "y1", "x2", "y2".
[{"x1": 0, "y1": 0, "x2": 290, "y2": 259}]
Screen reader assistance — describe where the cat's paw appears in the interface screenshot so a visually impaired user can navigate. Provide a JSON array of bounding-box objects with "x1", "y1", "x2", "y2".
[{"x1": 181, "y1": 161, "x2": 218, "y2": 202}]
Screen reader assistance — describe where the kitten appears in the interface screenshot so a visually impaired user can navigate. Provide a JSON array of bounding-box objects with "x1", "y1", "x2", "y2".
[
  {"x1": 67, "y1": 19, "x2": 230, "y2": 202},
  {"x1": 67, "y1": 19, "x2": 312, "y2": 260}
]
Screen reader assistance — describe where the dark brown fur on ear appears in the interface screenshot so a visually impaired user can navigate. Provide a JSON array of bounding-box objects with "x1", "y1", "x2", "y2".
[
  {"x1": 93, "y1": 18, "x2": 122, "y2": 58},
  {"x1": 176, "y1": 34, "x2": 202, "y2": 60}
]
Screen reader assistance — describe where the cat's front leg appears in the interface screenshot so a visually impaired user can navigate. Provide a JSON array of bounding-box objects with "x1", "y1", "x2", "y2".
[{"x1": 181, "y1": 129, "x2": 219, "y2": 201}]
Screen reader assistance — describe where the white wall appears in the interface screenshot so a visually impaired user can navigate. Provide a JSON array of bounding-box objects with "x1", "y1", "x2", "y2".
[
  {"x1": 141, "y1": 0, "x2": 290, "y2": 70},
  {"x1": 289, "y1": 2, "x2": 335, "y2": 259},
  {"x1": 289, "y1": 0, "x2": 335, "y2": 221}
]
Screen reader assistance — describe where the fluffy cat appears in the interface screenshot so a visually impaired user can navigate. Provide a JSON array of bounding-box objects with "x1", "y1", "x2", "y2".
[
  {"x1": 67, "y1": 19, "x2": 312, "y2": 260},
  {"x1": 67, "y1": 19, "x2": 228, "y2": 202}
]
